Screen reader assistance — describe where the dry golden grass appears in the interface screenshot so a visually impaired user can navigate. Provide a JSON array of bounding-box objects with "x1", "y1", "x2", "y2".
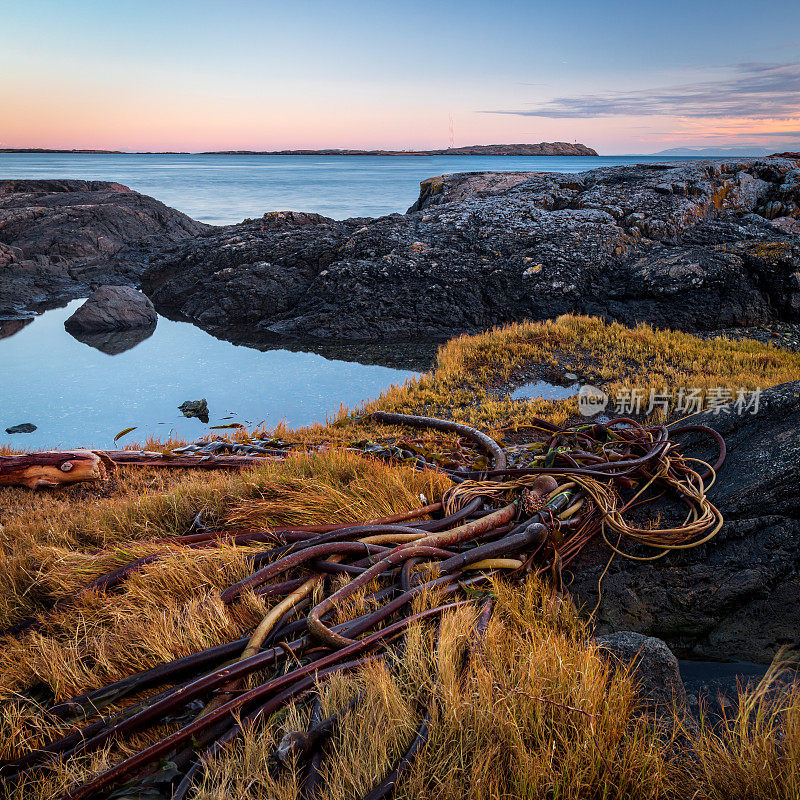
[
  {"x1": 0, "y1": 449, "x2": 452, "y2": 774},
  {"x1": 362, "y1": 314, "x2": 800, "y2": 430},
  {"x1": 224, "y1": 448, "x2": 451, "y2": 530},
  {"x1": 687, "y1": 661, "x2": 800, "y2": 800},
  {"x1": 194, "y1": 579, "x2": 800, "y2": 800},
  {"x1": 2, "y1": 315, "x2": 800, "y2": 799},
  {"x1": 196, "y1": 578, "x2": 675, "y2": 800}
]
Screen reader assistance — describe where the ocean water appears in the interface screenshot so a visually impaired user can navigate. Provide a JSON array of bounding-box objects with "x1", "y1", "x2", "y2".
[{"x1": 0, "y1": 152, "x2": 700, "y2": 225}]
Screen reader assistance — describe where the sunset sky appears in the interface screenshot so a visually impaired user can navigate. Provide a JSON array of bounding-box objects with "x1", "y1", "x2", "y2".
[{"x1": 2, "y1": 0, "x2": 799, "y2": 154}]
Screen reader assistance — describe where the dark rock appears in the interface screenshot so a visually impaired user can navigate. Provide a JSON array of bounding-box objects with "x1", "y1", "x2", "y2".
[
  {"x1": 596, "y1": 632, "x2": 686, "y2": 708},
  {"x1": 144, "y1": 211, "x2": 365, "y2": 333},
  {"x1": 64, "y1": 286, "x2": 158, "y2": 333},
  {"x1": 570, "y1": 380, "x2": 800, "y2": 663},
  {"x1": 64, "y1": 286, "x2": 157, "y2": 333},
  {"x1": 407, "y1": 171, "x2": 536, "y2": 212},
  {"x1": 178, "y1": 399, "x2": 209, "y2": 423},
  {"x1": 0, "y1": 180, "x2": 208, "y2": 317},
  {"x1": 5, "y1": 423, "x2": 36, "y2": 434},
  {"x1": 143, "y1": 157, "x2": 800, "y2": 341}
]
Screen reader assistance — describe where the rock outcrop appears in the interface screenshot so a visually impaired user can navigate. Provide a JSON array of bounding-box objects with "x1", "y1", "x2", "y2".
[
  {"x1": 0, "y1": 180, "x2": 207, "y2": 317},
  {"x1": 64, "y1": 286, "x2": 157, "y2": 333},
  {"x1": 143, "y1": 157, "x2": 800, "y2": 341},
  {"x1": 570, "y1": 380, "x2": 800, "y2": 664}
]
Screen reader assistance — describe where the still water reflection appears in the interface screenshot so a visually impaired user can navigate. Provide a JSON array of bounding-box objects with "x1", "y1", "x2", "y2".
[{"x1": 0, "y1": 301, "x2": 423, "y2": 450}]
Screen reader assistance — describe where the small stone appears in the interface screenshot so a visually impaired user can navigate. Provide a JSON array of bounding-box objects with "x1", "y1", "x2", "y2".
[
  {"x1": 654, "y1": 183, "x2": 674, "y2": 195},
  {"x1": 5, "y1": 423, "x2": 37, "y2": 434},
  {"x1": 178, "y1": 399, "x2": 209, "y2": 423},
  {"x1": 563, "y1": 372, "x2": 578, "y2": 382}
]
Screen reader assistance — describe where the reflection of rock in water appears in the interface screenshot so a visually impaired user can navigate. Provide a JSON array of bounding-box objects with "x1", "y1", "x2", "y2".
[
  {"x1": 0, "y1": 317, "x2": 33, "y2": 340},
  {"x1": 205, "y1": 323, "x2": 441, "y2": 372},
  {"x1": 68, "y1": 325, "x2": 156, "y2": 355}
]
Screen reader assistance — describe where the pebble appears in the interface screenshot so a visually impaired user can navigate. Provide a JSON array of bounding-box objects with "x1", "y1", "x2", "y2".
[{"x1": 5, "y1": 423, "x2": 37, "y2": 434}]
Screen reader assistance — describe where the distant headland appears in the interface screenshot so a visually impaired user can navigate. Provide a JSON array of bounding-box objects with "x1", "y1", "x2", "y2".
[
  {"x1": 0, "y1": 148, "x2": 127, "y2": 154},
  {"x1": 0, "y1": 142, "x2": 598, "y2": 157},
  {"x1": 201, "y1": 143, "x2": 598, "y2": 156}
]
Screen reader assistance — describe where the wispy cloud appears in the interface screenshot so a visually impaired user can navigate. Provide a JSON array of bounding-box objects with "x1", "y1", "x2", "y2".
[
  {"x1": 751, "y1": 129, "x2": 800, "y2": 137},
  {"x1": 486, "y1": 62, "x2": 800, "y2": 119}
]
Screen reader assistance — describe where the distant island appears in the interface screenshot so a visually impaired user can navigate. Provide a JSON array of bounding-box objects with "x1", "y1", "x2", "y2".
[
  {"x1": 0, "y1": 148, "x2": 191, "y2": 155},
  {"x1": 202, "y1": 142, "x2": 598, "y2": 156},
  {"x1": 0, "y1": 142, "x2": 598, "y2": 157},
  {"x1": 0, "y1": 148, "x2": 126, "y2": 154}
]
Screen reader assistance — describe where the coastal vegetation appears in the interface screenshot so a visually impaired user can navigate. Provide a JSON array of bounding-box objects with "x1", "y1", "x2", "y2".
[
  {"x1": 1, "y1": 314, "x2": 799, "y2": 798},
  {"x1": 366, "y1": 313, "x2": 800, "y2": 428}
]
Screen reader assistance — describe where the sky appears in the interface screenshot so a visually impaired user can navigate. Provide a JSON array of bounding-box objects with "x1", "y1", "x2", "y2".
[{"x1": 2, "y1": 0, "x2": 800, "y2": 154}]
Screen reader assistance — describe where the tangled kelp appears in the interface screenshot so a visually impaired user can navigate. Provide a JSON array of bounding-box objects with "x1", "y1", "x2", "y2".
[{"x1": 0, "y1": 409, "x2": 726, "y2": 800}]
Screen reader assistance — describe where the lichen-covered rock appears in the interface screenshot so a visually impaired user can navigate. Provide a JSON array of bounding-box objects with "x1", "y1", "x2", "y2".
[
  {"x1": 143, "y1": 157, "x2": 800, "y2": 341},
  {"x1": 64, "y1": 286, "x2": 157, "y2": 333},
  {"x1": 570, "y1": 380, "x2": 800, "y2": 663}
]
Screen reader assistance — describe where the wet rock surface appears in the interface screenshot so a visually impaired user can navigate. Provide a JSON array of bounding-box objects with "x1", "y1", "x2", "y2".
[
  {"x1": 64, "y1": 286, "x2": 157, "y2": 333},
  {"x1": 705, "y1": 320, "x2": 800, "y2": 353},
  {"x1": 143, "y1": 157, "x2": 800, "y2": 341},
  {"x1": 0, "y1": 180, "x2": 207, "y2": 317},
  {"x1": 570, "y1": 380, "x2": 800, "y2": 664}
]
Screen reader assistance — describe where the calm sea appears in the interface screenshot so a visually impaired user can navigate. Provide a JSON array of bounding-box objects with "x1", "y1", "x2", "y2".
[{"x1": 0, "y1": 152, "x2": 699, "y2": 224}]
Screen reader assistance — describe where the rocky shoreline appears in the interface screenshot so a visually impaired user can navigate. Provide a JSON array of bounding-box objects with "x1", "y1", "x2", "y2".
[
  {"x1": 143, "y1": 157, "x2": 800, "y2": 341},
  {"x1": 3, "y1": 157, "x2": 799, "y2": 347},
  {"x1": 571, "y1": 380, "x2": 800, "y2": 663},
  {"x1": 0, "y1": 179, "x2": 206, "y2": 318},
  {"x1": 2, "y1": 160, "x2": 800, "y2": 795}
]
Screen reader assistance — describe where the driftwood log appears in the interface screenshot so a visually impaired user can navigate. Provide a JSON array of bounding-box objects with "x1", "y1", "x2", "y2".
[
  {"x1": 0, "y1": 450, "x2": 113, "y2": 489},
  {"x1": 0, "y1": 449, "x2": 278, "y2": 489}
]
